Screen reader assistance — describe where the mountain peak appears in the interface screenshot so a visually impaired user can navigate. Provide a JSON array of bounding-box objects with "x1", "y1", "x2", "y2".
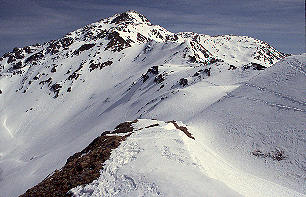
[{"x1": 109, "y1": 10, "x2": 151, "y2": 25}]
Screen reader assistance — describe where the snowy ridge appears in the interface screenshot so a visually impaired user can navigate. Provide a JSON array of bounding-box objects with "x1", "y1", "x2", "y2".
[
  {"x1": 70, "y1": 119, "x2": 241, "y2": 197},
  {"x1": 70, "y1": 119, "x2": 303, "y2": 197},
  {"x1": 0, "y1": 10, "x2": 304, "y2": 197}
]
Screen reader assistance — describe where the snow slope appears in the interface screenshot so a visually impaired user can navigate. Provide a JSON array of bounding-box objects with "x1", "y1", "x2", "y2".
[
  {"x1": 0, "y1": 10, "x2": 303, "y2": 196},
  {"x1": 70, "y1": 54, "x2": 306, "y2": 197},
  {"x1": 70, "y1": 118, "x2": 304, "y2": 197},
  {"x1": 185, "y1": 54, "x2": 306, "y2": 194},
  {"x1": 70, "y1": 119, "x2": 241, "y2": 197}
]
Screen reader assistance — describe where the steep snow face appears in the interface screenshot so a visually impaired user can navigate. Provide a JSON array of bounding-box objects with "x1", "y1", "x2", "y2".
[{"x1": 0, "y1": 10, "x2": 298, "y2": 197}]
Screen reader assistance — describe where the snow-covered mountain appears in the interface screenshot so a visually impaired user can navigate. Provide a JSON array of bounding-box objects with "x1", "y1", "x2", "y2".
[{"x1": 0, "y1": 10, "x2": 304, "y2": 197}]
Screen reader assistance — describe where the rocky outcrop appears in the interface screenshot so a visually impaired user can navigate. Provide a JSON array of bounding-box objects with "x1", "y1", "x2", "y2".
[{"x1": 20, "y1": 120, "x2": 138, "y2": 197}]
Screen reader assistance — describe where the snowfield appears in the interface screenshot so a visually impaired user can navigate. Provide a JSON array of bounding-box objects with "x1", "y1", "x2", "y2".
[{"x1": 0, "y1": 10, "x2": 304, "y2": 196}]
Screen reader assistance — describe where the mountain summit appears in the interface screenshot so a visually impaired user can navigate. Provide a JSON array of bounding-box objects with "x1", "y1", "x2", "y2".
[{"x1": 0, "y1": 11, "x2": 304, "y2": 197}]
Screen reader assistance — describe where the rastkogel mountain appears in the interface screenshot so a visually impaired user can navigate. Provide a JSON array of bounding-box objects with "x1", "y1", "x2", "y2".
[{"x1": 0, "y1": 11, "x2": 304, "y2": 197}]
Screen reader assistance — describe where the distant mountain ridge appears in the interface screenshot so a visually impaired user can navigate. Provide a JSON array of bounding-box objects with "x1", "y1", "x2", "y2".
[{"x1": 0, "y1": 11, "x2": 288, "y2": 103}]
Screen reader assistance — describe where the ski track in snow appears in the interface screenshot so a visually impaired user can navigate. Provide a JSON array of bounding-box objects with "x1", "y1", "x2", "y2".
[
  {"x1": 287, "y1": 59, "x2": 306, "y2": 75},
  {"x1": 2, "y1": 117, "x2": 14, "y2": 138},
  {"x1": 187, "y1": 126, "x2": 305, "y2": 197},
  {"x1": 244, "y1": 83, "x2": 306, "y2": 107}
]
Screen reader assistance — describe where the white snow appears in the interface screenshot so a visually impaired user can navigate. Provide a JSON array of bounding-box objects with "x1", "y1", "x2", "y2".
[
  {"x1": 70, "y1": 120, "x2": 241, "y2": 197},
  {"x1": 0, "y1": 10, "x2": 304, "y2": 197}
]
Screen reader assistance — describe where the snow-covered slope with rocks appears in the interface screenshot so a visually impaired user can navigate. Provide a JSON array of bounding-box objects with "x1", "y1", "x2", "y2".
[
  {"x1": 0, "y1": 10, "x2": 304, "y2": 197},
  {"x1": 185, "y1": 54, "x2": 306, "y2": 195}
]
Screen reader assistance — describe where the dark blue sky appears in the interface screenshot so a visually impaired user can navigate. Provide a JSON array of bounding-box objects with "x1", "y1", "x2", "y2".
[{"x1": 0, "y1": 0, "x2": 304, "y2": 56}]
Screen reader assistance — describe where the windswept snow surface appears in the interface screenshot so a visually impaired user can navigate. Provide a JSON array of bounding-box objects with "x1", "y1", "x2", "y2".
[
  {"x1": 70, "y1": 120, "x2": 241, "y2": 197},
  {"x1": 71, "y1": 54, "x2": 306, "y2": 197},
  {"x1": 70, "y1": 119, "x2": 304, "y2": 197},
  {"x1": 185, "y1": 54, "x2": 306, "y2": 195},
  {"x1": 0, "y1": 10, "x2": 304, "y2": 197}
]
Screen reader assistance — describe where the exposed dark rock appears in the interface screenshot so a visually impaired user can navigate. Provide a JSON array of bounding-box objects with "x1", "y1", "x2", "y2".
[
  {"x1": 142, "y1": 66, "x2": 159, "y2": 82},
  {"x1": 105, "y1": 31, "x2": 131, "y2": 52},
  {"x1": 179, "y1": 78, "x2": 188, "y2": 87},
  {"x1": 13, "y1": 61, "x2": 23, "y2": 70},
  {"x1": 144, "y1": 123, "x2": 159, "y2": 129},
  {"x1": 251, "y1": 62, "x2": 266, "y2": 70},
  {"x1": 0, "y1": 89, "x2": 2, "y2": 94},
  {"x1": 252, "y1": 149, "x2": 286, "y2": 161},
  {"x1": 111, "y1": 12, "x2": 131, "y2": 24},
  {"x1": 102, "y1": 60, "x2": 113, "y2": 67},
  {"x1": 188, "y1": 56, "x2": 196, "y2": 63},
  {"x1": 74, "y1": 44, "x2": 95, "y2": 55},
  {"x1": 271, "y1": 149, "x2": 287, "y2": 161},
  {"x1": 137, "y1": 33, "x2": 147, "y2": 43},
  {"x1": 154, "y1": 74, "x2": 165, "y2": 84},
  {"x1": 89, "y1": 63, "x2": 99, "y2": 72},
  {"x1": 25, "y1": 52, "x2": 44, "y2": 64},
  {"x1": 209, "y1": 58, "x2": 220, "y2": 64},
  {"x1": 33, "y1": 76, "x2": 39, "y2": 80},
  {"x1": 39, "y1": 77, "x2": 52, "y2": 85},
  {"x1": 68, "y1": 66, "x2": 83, "y2": 80},
  {"x1": 12, "y1": 47, "x2": 19, "y2": 53},
  {"x1": 12, "y1": 48, "x2": 24, "y2": 59},
  {"x1": 203, "y1": 68, "x2": 211, "y2": 76},
  {"x1": 167, "y1": 121, "x2": 195, "y2": 140},
  {"x1": 228, "y1": 65, "x2": 237, "y2": 70},
  {"x1": 112, "y1": 120, "x2": 138, "y2": 134},
  {"x1": 148, "y1": 66, "x2": 158, "y2": 75},
  {"x1": 68, "y1": 72, "x2": 80, "y2": 80},
  {"x1": 165, "y1": 34, "x2": 179, "y2": 41},
  {"x1": 142, "y1": 73, "x2": 149, "y2": 82},
  {"x1": 20, "y1": 120, "x2": 137, "y2": 197},
  {"x1": 243, "y1": 63, "x2": 266, "y2": 70},
  {"x1": 67, "y1": 87, "x2": 72, "y2": 92},
  {"x1": 51, "y1": 66, "x2": 57, "y2": 73},
  {"x1": 50, "y1": 84, "x2": 62, "y2": 98},
  {"x1": 193, "y1": 72, "x2": 200, "y2": 77},
  {"x1": 50, "y1": 83, "x2": 61, "y2": 91},
  {"x1": 7, "y1": 55, "x2": 16, "y2": 64},
  {"x1": 151, "y1": 29, "x2": 164, "y2": 40},
  {"x1": 89, "y1": 61, "x2": 113, "y2": 72},
  {"x1": 242, "y1": 65, "x2": 251, "y2": 70},
  {"x1": 203, "y1": 52, "x2": 210, "y2": 58},
  {"x1": 94, "y1": 30, "x2": 107, "y2": 40},
  {"x1": 137, "y1": 13, "x2": 150, "y2": 23},
  {"x1": 47, "y1": 41, "x2": 61, "y2": 55},
  {"x1": 2, "y1": 52, "x2": 10, "y2": 58},
  {"x1": 60, "y1": 37, "x2": 73, "y2": 48},
  {"x1": 23, "y1": 46, "x2": 32, "y2": 54}
]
